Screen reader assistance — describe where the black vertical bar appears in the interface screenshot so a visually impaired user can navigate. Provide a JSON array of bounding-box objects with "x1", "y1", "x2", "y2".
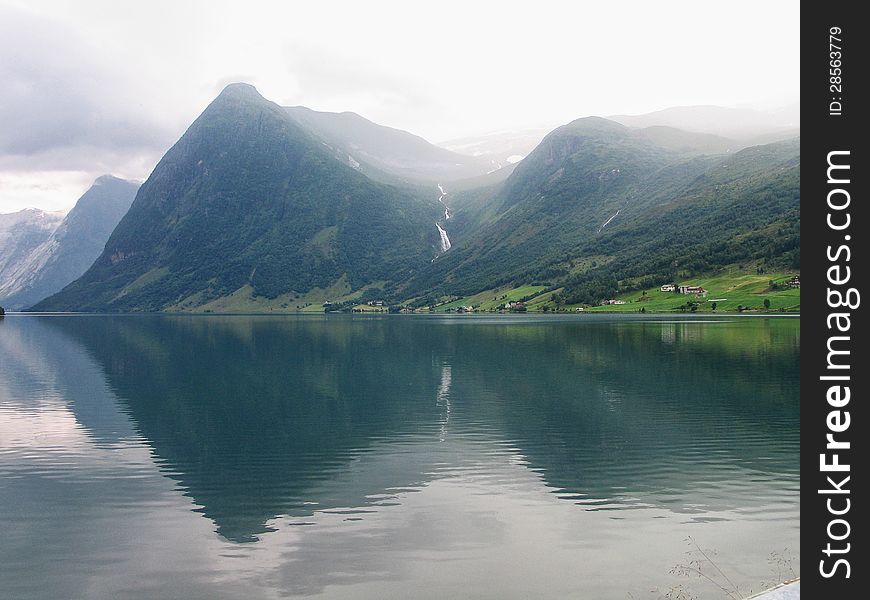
[{"x1": 802, "y1": 2, "x2": 866, "y2": 596}]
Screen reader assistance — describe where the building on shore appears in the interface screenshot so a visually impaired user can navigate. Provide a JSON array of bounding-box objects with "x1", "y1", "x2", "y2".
[{"x1": 678, "y1": 285, "x2": 707, "y2": 297}]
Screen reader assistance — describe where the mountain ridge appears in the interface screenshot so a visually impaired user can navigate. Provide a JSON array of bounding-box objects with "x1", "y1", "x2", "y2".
[
  {"x1": 28, "y1": 86, "x2": 799, "y2": 312},
  {"x1": 609, "y1": 104, "x2": 799, "y2": 141},
  {"x1": 284, "y1": 105, "x2": 492, "y2": 184}
]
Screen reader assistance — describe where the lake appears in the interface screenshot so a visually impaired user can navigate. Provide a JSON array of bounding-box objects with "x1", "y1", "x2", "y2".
[{"x1": 0, "y1": 314, "x2": 800, "y2": 599}]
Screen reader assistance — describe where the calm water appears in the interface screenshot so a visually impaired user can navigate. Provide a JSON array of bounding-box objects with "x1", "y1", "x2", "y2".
[{"x1": 0, "y1": 314, "x2": 799, "y2": 599}]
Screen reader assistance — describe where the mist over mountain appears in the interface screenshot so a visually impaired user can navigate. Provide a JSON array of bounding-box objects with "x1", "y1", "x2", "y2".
[
  {"x1": 0, "y1": 175, "x2": 139, "y2": 309},
  {"x1": 26, "y1": 85, "x2": 799, "y2": 313},
  {"x1": 609, "y1": 104, "x2": 799, "y2": 142},
  {"x1": 284, "y1": 106, "x2": 492, "y2": 184},
  {"x1": 437, "y1": 102, "x2": 799, "y2": 169},
  {"x1": 35, "y1": 84, "x2": 444, "y2": 312},
  {"x1": 438, "y1": 129, "x2": 549, "y2": 171}
]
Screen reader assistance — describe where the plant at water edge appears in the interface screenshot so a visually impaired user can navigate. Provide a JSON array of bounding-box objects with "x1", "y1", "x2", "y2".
[
  {"x1": 761, "y1": 549, "x2": 798, "y2": 590},
  {"x1": 651, "y1": 537, "x2": 800, "y2": 600},
  {"x1": 667, "y1": 536, "x2": 742, "y2": 599}
]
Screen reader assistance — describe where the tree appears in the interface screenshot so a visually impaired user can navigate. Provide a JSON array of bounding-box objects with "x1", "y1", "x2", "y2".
[{"x1": 764, "y1": 298, "x2": 771, "y2": 310}]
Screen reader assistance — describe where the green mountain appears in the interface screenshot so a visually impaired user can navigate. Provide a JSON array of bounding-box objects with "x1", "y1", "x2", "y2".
[
  {"x1": 284, "y1": 106, "x2": 491, "y2": 184},
  {"x1": 0, "y1": 176, "x2": 139, "y2": 309},
  {"x1": 32, "y1": 89, "x2": 799, "y2": 312},
  {"x1": 400, "y1": 118, "x2": 799, "y2": 305},
  {"x1": 34, "y1": 84, "x2": 443, "y2": 312}
]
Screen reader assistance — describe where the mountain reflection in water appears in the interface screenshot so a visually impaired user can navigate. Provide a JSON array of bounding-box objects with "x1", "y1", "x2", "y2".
[{"x1": 0, "y1": 314, "x2": 799, "y2": 600}]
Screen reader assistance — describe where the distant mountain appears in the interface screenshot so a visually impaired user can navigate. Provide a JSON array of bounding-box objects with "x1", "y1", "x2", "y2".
[
  {"x1": 609, "y1": 104, "x2": 799, "y2": 141},
  {"x1": 763, "y1": 101, "x2": 800, "y2": 126},
  {"x1": 0, "y1": 176, "x2": 139, "y2": 309},
  {"x1": 0, "y1": 208, "x2": 65, "y2": 305},
  {"x1": 284, "y1": 106, "x2": 491, "y2": 184},
  {"x1": 439, "y1": 128, "x2": 548, "y2": 170},
  {"x1": 34, "y1": 84, "x2": 443, "y2": 312},
  {"x1": 401, "y1": 116, "x2": 799, "y2": 304},
  {"x1": 440, "y1": 104, "x2": 800, "y2": 166}
]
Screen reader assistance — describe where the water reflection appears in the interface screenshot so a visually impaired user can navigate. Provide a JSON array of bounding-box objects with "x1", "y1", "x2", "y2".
[
  {"x1": 0, "y1": 315, "x2": 800, "y2": 599},
  {"x1": 435, "y1": 365, "x2": 452, "y2": 442}
]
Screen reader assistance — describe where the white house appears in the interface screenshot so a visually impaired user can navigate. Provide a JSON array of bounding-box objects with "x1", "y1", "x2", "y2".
[{"x1": 678, "y1": 285, "x2": 707, "y2": 296}]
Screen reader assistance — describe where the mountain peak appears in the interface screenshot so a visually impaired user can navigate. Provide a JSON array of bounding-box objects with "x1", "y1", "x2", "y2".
[
  {"x1": 200, "y1": 83, "x2": 292, "y2": 129},
  {"x1": 216, "y1": 82, "x2": 263, "y2": 101},
  {"x1": 34, "y1": 85, "x2": 443, "y2": 312},
  {"x1": 6, "y1": 207, "x2": 64, "y2": 218},
  {"x1": 93, "y1": 174, "x2": 128, "y2": 185},
  {"x1": 562, "y1": 116, "x2": 629, "y2": 135}
]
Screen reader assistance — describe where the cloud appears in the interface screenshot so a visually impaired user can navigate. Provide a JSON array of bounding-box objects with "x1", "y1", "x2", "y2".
[
  {"x1": 0, "y1": 6, "x2": 173, "y2": 172},
  {"x1": 283, "y1": 41, "x2": 432, "y2": 106},
  {"x1": 0, "y1": 170, "x2": 95, "y2": 213},
  {"x1": 0, "y1": 0, "x2": 799, "y2": 212}
]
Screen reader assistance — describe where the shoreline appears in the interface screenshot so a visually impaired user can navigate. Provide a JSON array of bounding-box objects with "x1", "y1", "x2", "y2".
[{"x1": 4, "y1": 310, "x2": 801, "y2": 318}]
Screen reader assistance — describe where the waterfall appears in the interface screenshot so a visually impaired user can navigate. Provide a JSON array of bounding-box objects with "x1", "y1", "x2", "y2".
[
  {"x1": 597, "y1": 209, "x2": 621, "y2": 233},
  {"x1": 437, "y1": 184, "x2": 450, "y2": 219},
  {"x1": 436, "y1": 222, "x2": 451, "y2": 252},
  {"x1": 435, "y1": 184, "x2": 451, "y2": 252}
]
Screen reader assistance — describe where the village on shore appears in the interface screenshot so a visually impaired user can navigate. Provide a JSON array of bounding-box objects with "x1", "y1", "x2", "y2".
[{"x1": 318, "y1": 274, "x2": 801, "y2": 315}]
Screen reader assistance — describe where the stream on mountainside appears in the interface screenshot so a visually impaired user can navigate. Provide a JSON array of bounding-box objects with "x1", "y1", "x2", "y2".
[{"x1": 436, "y1": 184, "x2": 451, "y2": 252}]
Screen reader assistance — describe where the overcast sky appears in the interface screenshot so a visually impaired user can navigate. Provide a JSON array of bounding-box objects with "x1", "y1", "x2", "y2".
[{"x1": 1, "y1": 0, "x2": 799, "y2": 213}]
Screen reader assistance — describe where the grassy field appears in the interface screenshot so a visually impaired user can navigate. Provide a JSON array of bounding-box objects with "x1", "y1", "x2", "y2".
[
  {"x1": 431, "y1": 285, "x2": 549, "y2": 312},
  {"x1": 178, "y1": 275, "x2": 384, "y2": 313},
  {"x1": 581, "y1": 271, "x2": 800, "y2": 313},
  {"x1": 422, "y1": 271, "x2": 799, "y2": 314},
  {"x1": 172, "y1": 270, "x2": 798, "y2": 314}
]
